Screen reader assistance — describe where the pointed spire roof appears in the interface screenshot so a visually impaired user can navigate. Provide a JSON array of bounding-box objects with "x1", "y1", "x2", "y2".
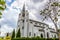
[{"x1": 22, "y1": 4, "x2": 25, "y2": 12}]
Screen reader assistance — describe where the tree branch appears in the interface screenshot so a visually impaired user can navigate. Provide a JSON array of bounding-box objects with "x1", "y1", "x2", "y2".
[{"x1": 49, "y1": 15, "x2": 58, "y2": 33}]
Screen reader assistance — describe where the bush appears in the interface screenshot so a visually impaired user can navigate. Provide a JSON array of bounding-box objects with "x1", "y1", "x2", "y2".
[
  {"x1": 11, "y1": 29, "x2": 15, "y2": 39},
  {"x1": 11, "y1": 37, "x2": 59, "y2": 40},
  {"x1": 16, "y1": 28, "x2": 21, "y2": 38}
]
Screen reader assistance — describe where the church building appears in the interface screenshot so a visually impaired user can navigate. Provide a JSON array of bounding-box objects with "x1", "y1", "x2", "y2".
[{"x1": 16, "y1": 4, "x2": 58, "y2": 38}]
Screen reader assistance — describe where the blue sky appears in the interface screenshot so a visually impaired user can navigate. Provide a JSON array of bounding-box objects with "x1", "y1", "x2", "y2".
[
  {"x1": 6, "y1": 0, "x2": 15, "y2": 6},
  {"x1": 0, "y1": 0, "x2": 60, "y2": 37},
  {"x1": 0, "y1": 0, "x2": 18, "y2": 37}
]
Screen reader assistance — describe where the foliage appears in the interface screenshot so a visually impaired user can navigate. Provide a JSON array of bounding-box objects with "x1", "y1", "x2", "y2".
[
  {"x1": 6, "y1": 33, "x2": 9, "y2": 36},
  {"x1": 0, "y1": 37, "x2": 3, "y2": 40},
  {"x1": 5, "y1": 36, "x2": 11, "y2": 40},
  {"x1": 40, "y1": 8, "x2": 51, "y2": 21},
  {"x1": 0, "y1": 0, "x2": 6, "y2": 10},
  {"x1": 0, "y1": 0, "x2": 6, "y2": 18},
  {"x1": 16, "y1": 28, "x2": 21, "y2": 38},
  {"x1": 0, "y1": 12, "x2": 2, "y2": 15},
  {"x1": 51, "y1": 2, "x2": 59, "y2": 6},
  {"x1": 11, "y1": 37, "x2": 59, "y2": 40},
  {"x1": 40, "y1": 1, "x2": 60, "y2": 40},
  {"x1": 0, "y1": 0, "x2": 6, "y2": 5},
  {"x1": 11, "y1": 29, "x2": 15, "y2": 39}
]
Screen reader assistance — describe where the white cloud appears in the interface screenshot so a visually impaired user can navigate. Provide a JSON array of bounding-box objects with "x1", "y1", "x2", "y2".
[
  {"x1": 11, "y1": 1, "x2": 19, "y2": 8},
  {"x1": 0, "y1": 0, "x2": 55, "y2": 37},
  {"x1": 5, "y1": 0, "x2": 53, "y2": 27},
  {"x1": 0, "y1": 24, "x2": 13, "y2": 37},
  {"x1": 0, "y1": 0, "x2": 19, "y2": 36}
]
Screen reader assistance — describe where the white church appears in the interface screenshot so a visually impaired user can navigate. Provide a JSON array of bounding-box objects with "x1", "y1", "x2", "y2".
[{"x1": 15, "y1": 4, "x2": 58, "y2": 38}]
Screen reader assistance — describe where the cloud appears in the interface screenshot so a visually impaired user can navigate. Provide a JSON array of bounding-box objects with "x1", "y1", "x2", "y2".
[
  {"x1": 0, "y1": 0, "x2": 19, "y2": 37},
  {"x1": 5, "y1": 0, "x2": 51, "y2": 29},
  {"x1": 6, "y1": 0, "x2": 15, "y2": 6},
  {"x1": 0, "y1": 0, "x2": 55, "y2": 37},
  {"x1": 32, "y1": 0, "x2": 44, "y2": 3},
  {"x1": 2, "y1": 6, "x2": 19, "y2": 27},
  {"x1": 0, "y1": 24, "x2": 13, "y2": 37}
]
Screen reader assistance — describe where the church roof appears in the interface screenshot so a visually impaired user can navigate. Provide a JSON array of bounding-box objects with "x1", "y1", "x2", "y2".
[
  {"x1": 50, "y1": 31, "x2": 57, "y2": 33},
  {"x1": 29, "y1": 19, "x2": 49, "y2": 26},
  {"x1": 48, "y1": 27, "x2": 55, "y2": 30}
]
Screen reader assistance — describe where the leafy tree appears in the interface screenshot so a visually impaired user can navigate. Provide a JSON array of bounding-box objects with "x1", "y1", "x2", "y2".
[
  {"x1": 0, "y1": 0, "x2": 6, "y2": 18},
  {"x1": 6, "y1": 33, "x2": 9, "y2": 36},
  {"x1": 16, "y1": 28, "x2": 21, "y2": 38},
  {"x1": 40, "y1": 1, "x2": 60, "y2": 40},
  {"x1": 11, "y1": 29, "x2": 15, "y2": 38}
]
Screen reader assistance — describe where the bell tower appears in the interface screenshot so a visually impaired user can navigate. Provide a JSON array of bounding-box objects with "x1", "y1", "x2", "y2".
[{"x1": 17, "y1": 4, "x2": 29, "y2": 37}]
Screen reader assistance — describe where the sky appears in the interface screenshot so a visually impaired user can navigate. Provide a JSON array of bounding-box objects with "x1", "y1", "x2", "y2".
[{"x1": 0, "y1": 0, "x2": 59, "y2": 37}]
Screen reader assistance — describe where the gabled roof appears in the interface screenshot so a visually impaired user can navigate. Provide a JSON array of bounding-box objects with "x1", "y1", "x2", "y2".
[{"x1": 29, "y1": 19, "x2": 49, "y2": 26}]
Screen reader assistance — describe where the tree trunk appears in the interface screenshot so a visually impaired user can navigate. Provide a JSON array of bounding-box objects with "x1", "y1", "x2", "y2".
[
  {"x1": 49, "y1": 16, "x2": 60, "y2": 40},
  {"x1": 58, "y1": 33, "x2": 60, "y2": 40},
  {"x1": 54, "y1": 24, "x2": 60, "y2": 40}
]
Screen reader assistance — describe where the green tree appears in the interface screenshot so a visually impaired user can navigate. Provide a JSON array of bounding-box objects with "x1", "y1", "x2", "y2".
[
  {"x1": 11, "y1": 29, "x2": 15, "y2": 38},
  {"x1": 6, "y1": 33, "x2": 9, "y2": 36},
  {"x1": 16, "y1": 28, "x2": 21, "y2": 38},
  {"x1": 40, "y1": 1, "x2": 60, "y2": 40},
  {"x1": 0, "y1": 0, "x2": 6, "y2": 18}
]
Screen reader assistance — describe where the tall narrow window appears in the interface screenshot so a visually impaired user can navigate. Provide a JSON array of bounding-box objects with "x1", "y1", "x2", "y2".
[
  {"x1": 34, "y1": 33, "x2": 36, "y2": 37},
  {"x1": 41, "y1": 34, "x2": 43, "y2": 38},
  {"x1": 22, "y1": 20, "x2": 24, "y2": 22},
  {"x1": 47, "y1": 32, "x2": 49, "y2": 38},
  {"x1": 30, "y1": 21, "x2": 32, "y2": 23},
  {"x1": 22, "y1": 13, "x2": 25, "y2": 17},
  {"x1": 22, "y1": 26, "x2": 24, "y2": 29},
  {"x1": 54, "y1": 35, "x2": 56, "y2": 38},
  {"x1": 52, "y1": 35, "x2": 53, "y2": 37},
  {"x1": 29, "y1": 32, "x2": 31, "y2": 36}
]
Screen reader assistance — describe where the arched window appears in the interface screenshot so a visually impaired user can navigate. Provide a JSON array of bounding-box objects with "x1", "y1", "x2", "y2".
[
  {"x1": 22, "y1": 20, "x2": 24, "y2": 22},
  {"x1": 22, "y1": 26, "x2": 24, "y2": 29},
  {"x1": 47, "y1": 32, "x2": 49, "y2": 38},
  {"x1": 34, "y1": 33, "x2": 36, "y2": 37},
  {"x1": 41, "y1": 34, "x2": 43, "y2": 38},
  {"x1": 22, "y1": 13, "x2": 25, "y2": 17},
  {"x1": 29, "y1": 32, "x2": 31, "y2": 36},
  {"x1": 54, "y1": 35, "x2": 56, "y2": 38}
]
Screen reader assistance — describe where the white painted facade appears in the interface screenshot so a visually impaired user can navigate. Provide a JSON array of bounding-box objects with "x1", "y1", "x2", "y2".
[{"x1": 16, "y1": 4, "x2": 58, "y2": 38}]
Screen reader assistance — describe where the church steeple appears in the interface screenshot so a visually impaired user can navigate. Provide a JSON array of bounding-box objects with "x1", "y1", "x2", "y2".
[
  {"x1": 17, "y1": 3, "x2": 29, "y2": 37},
  {"x1": 22, "y1": 4, "x2": 25, "y2": 12},
  {"x1": 22, "y1": 4, "x2": 26, "y2": 17}
]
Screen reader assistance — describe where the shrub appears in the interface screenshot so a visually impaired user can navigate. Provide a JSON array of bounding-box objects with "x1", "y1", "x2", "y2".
[
  {"x1": 16, "y1": 28, "x2": 21, "y2": 38},
  {"x1": 11, "y1": 37, "x2": 59, "y2": 40},
  {"x1": 11, "y1": 29, "x2": 15, "y2": 39}
]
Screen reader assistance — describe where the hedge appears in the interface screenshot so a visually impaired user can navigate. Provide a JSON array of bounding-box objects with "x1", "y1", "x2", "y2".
[{"x1": 11, "y1": 38, "x2": 59, "y2": 40}]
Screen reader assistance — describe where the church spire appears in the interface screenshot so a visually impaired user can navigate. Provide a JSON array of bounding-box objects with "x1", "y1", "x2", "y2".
[{"x1": 22, "y1": 4, "x2": 25, "y2": 12}]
